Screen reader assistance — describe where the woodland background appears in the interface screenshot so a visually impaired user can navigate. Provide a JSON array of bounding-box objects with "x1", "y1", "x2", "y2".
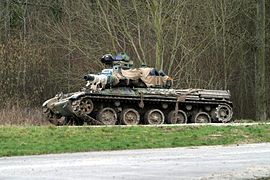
[{"x1": 0, "y1": 0, "x2": 269, "y2": 123}]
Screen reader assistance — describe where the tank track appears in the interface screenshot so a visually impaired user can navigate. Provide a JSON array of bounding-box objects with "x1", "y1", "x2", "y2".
[{"x1": 44, "y1": 90, "x2": 233, "y2": 126}]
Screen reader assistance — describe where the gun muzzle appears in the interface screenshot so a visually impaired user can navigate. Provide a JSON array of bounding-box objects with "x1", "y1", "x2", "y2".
[{"x1": 84, "y1": 74, "x2": 95, "y2": 81}]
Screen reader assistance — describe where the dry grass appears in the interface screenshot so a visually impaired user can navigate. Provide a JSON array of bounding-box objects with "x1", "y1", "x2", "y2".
[{"x1": 0, "y1": 104, "x2": 49, "y2": 125}]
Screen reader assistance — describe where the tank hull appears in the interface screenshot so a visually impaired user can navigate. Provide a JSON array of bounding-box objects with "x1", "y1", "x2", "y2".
[{"x1": 42, "y1": 87, "x2": 233, "y2": 125}]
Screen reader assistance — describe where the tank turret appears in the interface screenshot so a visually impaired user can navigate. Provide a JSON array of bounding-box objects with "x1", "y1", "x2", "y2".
[{"x1": 85, "y1": 53, "x2": 172, "y2": 90}]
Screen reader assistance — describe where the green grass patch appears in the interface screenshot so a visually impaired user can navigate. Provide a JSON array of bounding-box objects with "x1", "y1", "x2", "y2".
[{"x1": 0, "y1": 124, "x2": 269, "y2": 157}]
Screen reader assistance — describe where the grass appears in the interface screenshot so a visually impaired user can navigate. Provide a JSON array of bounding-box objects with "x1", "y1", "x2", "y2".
[{"x1": 0, "y1": 124, "x2": 269, "y2": 157}]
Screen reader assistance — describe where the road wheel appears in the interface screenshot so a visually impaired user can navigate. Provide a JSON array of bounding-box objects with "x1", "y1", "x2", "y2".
[
  {"x1": 167, "y1": 110, "x2": 187, "y2": 124},
  {"x1": 194, "y1": 112, "x2": 211, "y2": 123},
  {"x1": 120, "y1": 108, "x2": 140, "y2": 125},
  {"x1": 215, "y1": 105, "x2": 233, "y2": 123},
  {"x1": 144, "y1": 109, "x2": 164, "y2": 125},
  {"x1": 97, "y1": 107, "x2": 117, "y2": 125}
]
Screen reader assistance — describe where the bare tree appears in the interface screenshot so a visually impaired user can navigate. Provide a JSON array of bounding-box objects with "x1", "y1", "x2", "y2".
[{"x1": 255, "y1": 0, "x2": 266, "y2": 121}]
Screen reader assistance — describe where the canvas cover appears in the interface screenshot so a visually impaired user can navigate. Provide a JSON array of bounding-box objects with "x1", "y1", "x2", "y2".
[
  {"x1": 113, "y1": 67, "x2": 170, "y2": 87},
  {"x1": 121, "y1": 68, "x2": 141, "y2": 80},
  {"x1": 139, "y1": 67, "x2": 171, "y2": 87}
]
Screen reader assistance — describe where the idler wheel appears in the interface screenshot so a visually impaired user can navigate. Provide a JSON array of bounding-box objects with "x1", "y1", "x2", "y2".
[
  {"x1": 167, "y1": 110, "x2": 187, "y2": 124},
  {"x1": 72, "y1": 97, "x2": 93, "y2": 114},
  {"x1": 144, "y1": 109, "x2": 164, "y2": 125},
  {"x1": 120, "y1": 108, "x2": 140, "y2": 125},
  {"x1": 215, "y1": 105, "x2": 233, "y2": 123},
  {"x1": 194, "y1": 112, "x2": 211, "y2": 123},
  {"x1": 97, "y1": 107, "x2": 117, "y2": 125}
]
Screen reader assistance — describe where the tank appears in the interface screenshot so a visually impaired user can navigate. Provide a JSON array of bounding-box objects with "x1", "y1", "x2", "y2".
[{"x1": 42, "y1": 53, "x2": 233, "y2": 125}]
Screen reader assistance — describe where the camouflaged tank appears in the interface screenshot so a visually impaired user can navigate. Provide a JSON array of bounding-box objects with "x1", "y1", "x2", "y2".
[{"x1": 42, "y1": 53, "x2": 233, "y2": 126}]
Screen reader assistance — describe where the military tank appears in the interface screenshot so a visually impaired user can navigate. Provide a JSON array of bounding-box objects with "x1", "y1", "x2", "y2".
[{"x1": 42, "y1": 53, "x2": 233, "y2": 126}]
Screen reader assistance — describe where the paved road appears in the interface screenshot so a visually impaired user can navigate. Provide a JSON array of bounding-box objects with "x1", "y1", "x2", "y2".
[{"x1": 0, "y1": 143, "x2": 270, "y2": 180}]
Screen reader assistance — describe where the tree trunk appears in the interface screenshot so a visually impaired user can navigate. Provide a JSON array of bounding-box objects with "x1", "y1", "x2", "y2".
[
  {"x1": 4, "y1": 0, "x2": 10, "y2": 42},
  {"x1": 255, "y1": 0, "x2": 267, "y2": 121}
]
